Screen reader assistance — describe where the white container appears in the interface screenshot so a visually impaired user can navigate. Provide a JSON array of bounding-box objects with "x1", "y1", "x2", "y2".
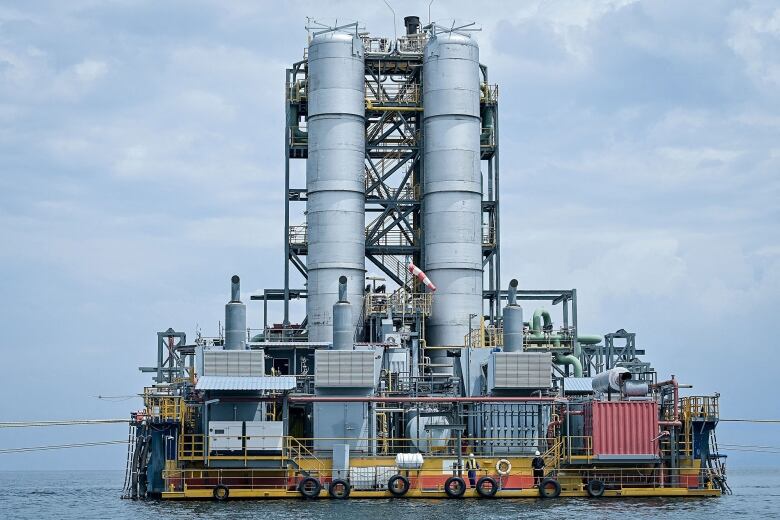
[{"x1": 395, "y1": 452, "x2": 424, "y2": 470}]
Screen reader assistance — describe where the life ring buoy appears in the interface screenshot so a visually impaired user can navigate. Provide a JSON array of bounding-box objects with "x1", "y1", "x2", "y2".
[
  {"x1": 586, "y1": 479, "x2": 605, "y2": 498},
  {"x1": 539, "y1": 478, "x2": 561, "y2": 498},
  {"x1": 328, "y1": 479, "x2": 350, "y2": 499},
  {"x1": 476, "y1": 476, "x2": 499, "y2": 497},
  {"x1": 213, "y1": 484, "x2": 229, "y2": 501},
  {"x1": 298, "y1": 476, "x2": 322, "y2": 499},
  {"x1": 388, "y1": 475, "x2": 410, "y2": 496},
  {"x1": 496, "y1": 459, "x2": 512, "y2": 476},
  {"x1": 444, "y1": 476, "x2": 466, "y2": 498}
]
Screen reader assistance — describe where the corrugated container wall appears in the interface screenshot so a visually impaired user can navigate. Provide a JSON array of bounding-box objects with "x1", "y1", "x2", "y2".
[
  {"x1": 306, "y1": 31, "x2": 366, "y2": 342},
  {"x1": 422, "y1": 31, "x2": 483, "y2": 373},
  {"x1": 584, "y1": 401, "x2": 659, "y2": 458}
]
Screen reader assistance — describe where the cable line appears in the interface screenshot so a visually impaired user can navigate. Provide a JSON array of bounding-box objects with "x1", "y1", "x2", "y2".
[{"x1": 0, "y1": 440, "x2": 128, "y2": 454}]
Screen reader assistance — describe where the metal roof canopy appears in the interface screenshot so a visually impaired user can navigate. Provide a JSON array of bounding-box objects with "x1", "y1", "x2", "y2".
[{"x1": 195, "y1": 376, "x2": 297, "y2": 391}]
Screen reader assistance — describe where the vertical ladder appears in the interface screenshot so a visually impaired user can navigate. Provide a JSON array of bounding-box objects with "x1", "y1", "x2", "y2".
[
  {"x1": 707, "y1": 428, "x2": 732, "y2": 494},
  {"x1": 121, "y1": 421, "x2": 137, "y2": 498}
]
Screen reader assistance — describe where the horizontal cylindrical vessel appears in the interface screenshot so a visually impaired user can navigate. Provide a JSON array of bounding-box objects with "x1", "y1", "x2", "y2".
[
  {"x1": 422, "y1": 31, "x2": 483, "y2": 375},
  {"x1": 592, "y1": 367, "x2": 631, "y2": 393},
  {"x1": 306, "y1": 30, "x2": 366, "y2": 342}
]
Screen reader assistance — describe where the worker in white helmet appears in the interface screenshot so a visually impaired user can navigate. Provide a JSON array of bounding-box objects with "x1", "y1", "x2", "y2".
[
  {"x1": 532, "y1": 450, "x2": 545, "y2": 487},
  {"x1": 466, "y1": 453, "x2": 480, "y2": 488}
]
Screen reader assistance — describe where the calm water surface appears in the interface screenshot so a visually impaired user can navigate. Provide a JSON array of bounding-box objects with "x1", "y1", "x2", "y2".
[{"x1": 0, "y1": 468, "x2": 778, "y2": 519}]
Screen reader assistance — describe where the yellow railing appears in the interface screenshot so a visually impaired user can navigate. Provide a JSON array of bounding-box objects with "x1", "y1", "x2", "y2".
[{"x1": 143, "y1": 388, "x2": 185, "y2": 423}]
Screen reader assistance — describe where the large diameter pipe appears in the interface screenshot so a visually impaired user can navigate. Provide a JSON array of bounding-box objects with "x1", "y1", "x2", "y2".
[
  {"x1": 503, "y1": 279, "x2": 523, "y2": 352},
  {"x1": 332, "y1": 276, "x2": 353, "y2": 350},
  {"x1": 225, "y1": 275, "x2": 246, "y2": 350},
  {"x1": 554, "y1": 353, "x2": 583, "y2": 377},
  {"x1": 306, "y1": 30, "x2": 366, "y2": 342},
  {"x1": 422, "y1": 30, "x2": 482, "y2": 374},
  {"x1": 592, "y1": 367, "x2": 631, "y2": 393}
]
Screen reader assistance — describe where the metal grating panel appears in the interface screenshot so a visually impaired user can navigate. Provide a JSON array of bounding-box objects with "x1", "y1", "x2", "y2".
[
  {"x1": 195, "y1": 376, "x2": 296, "y2": 391},
  {"x1": 202, "y1": 350, "x2": 265, "y2": 377},
  {"x1": 314, "y1": 350, "x2": 374, "y2": 387},
  {"x1": 564, "y1": 377, "x2": 594, "y2": 394},
  {"x1": 491, "y1": 352, "x2": 551, "y2": 389}
]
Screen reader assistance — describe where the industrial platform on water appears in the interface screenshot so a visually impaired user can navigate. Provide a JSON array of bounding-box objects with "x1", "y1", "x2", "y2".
[{"x1": 123, "y1": 16, "x2": 730, "y2": 501}]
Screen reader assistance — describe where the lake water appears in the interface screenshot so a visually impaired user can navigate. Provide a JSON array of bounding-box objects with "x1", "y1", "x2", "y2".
[{"x1": 0, "y1": 467, "x2": 778, "y2": 519}]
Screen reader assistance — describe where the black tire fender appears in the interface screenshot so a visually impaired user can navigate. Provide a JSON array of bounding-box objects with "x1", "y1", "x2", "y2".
[
  {"x1": 388, "y1": 474, "x2": 410, "y2": 497},
  {"x1": 213, "y1": 484, "x2": 229, "y2": 501},
  {"x1": 586, "y1": 479, "x2": 605, "y2": 498},
  {"x1": 476, "y1": 476, "x2": 499, "y2": 498},
  {"x1": 328, "y1": 478, "x2": 351, "y2": 499},
  {"x1": 298, "y1": 476, "x2": 322, "y2": 499},
  {"x1": 444, "y1": 476, "x2": 467, "y2": 498},
  {"x1": 539, "y1": 477, "x2": 561, "y2": 498}
]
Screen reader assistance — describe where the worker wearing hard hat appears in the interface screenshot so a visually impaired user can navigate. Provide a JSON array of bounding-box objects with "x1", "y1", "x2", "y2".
[
  {"x1": 532, "y1": 450, "x2": 545, "y2": 487},
  {"x1": 465, "y1": 453, "x2": 480, "y2": 488}
]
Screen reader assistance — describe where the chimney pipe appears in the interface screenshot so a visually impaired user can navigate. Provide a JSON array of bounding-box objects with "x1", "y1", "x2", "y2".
[
  {"x1": 225, "y1": 274, "x2": 247, "y2": 350},
  {"x1": 332, "y1": 276, "x2": 353, "y2": 350},
  {"x1": 503, "y1": 279, "x2": 523, "y2": 352}
]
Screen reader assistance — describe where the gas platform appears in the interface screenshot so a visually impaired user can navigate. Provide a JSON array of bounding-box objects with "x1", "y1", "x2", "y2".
[{"x1": 124, "y1": 17, "x2": 729, "y2": 500}]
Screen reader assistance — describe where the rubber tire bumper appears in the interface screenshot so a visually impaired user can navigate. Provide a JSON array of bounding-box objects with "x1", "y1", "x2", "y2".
[
  {"x1": 539, "y1": 478, "x2": 561, "y2": 498},
  {"x1": 476, "y1": 476, "x2": 499, "y2": 498},
  {"x1": 388, "y1": 475, "x2": 410, "y2": 497},
  {"x1": 586, "y1": 479, "x2": 605, "y2": 498},
  {"x1": 298, "y1": 476, "x2": 322, "y2": 499},
  {"x1": 444, "y1": 476, "x2": 467, "y2": 498},
  {"x1": 329, "y1": 479, "x2": 351, "y2": 499},
  {"x1": 213, "y1": 484, "x2": 229, "y2": 501}
]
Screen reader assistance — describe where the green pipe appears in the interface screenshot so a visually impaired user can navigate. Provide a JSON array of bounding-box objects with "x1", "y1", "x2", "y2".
[
  {"x1": 577, "y1": 335, "x2": 602, "y2": 345},
  {"x1": 554, "y1": 353, "x2": 583, "y2": 377},
  {"x1": 531, "y1": 308, "x2": 552, "y2": 334}
]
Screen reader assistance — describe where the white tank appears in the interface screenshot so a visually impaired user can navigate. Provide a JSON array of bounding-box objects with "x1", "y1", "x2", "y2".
[
  {"x1": 422, "y1": 30, "x2": 482, "y2": 374},
  {"x1": 306, "y1": 30, "x2": 366, "y2": 342},
  {"x1": 405, "y1": 411, "x2": 451, "y2": 452}
]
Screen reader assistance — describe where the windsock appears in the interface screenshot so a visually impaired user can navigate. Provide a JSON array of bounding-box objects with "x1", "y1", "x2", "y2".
[{"x1": 408, "y1": 262, "x2": 436, "y2": 292}]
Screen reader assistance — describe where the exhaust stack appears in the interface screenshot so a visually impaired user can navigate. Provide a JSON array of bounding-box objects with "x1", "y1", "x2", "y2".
[
  {"x1": 225, "y1": 275, "x2": 246, "y2": 350},
  {"x1": 503, "y1": 279, "x2": 523, "y2": 352}
]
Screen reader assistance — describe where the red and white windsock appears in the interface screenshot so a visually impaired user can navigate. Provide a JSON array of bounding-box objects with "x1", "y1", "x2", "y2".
[{"x1": 408, "y1": 262, "x2": 436, "y2": 292}]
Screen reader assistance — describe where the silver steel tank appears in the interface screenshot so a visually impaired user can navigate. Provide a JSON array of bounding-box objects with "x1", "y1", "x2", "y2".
[
  {"x1": 422, "y1": 31, "x2": 482, "y2": 373},
  {"x1": 225, "y1": 275, "x2": 246, "y2": 350},
  {"x1": 306, "y1": 30, "x2": 366, "y2": 342}
]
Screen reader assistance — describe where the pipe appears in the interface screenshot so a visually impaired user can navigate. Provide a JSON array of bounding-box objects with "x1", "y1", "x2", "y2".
[
  {"x1": 554, "y1": 353, "x2": 582, "y2": 377},
  {"x1": 653, "y1": 375, "x2": 680, "y2": 424},
  {"x1": 230, "y1": 275, "x2": 240, "y2": 302},
  {"x1": 338, "y1": 275, "x2": 348, "y2": 302},
  {"x1": 531, "y1": 308, "x2": 552, "y2": 333},
  {"x1": 289, "y1": 396, "x2": 562, "y2": 403},
  {"x1": 507, "y1": 278, "x2": 518, "y2": 305},
  {"x1": 577, "y1": 335, "x2": 602, "y2": 345},
  {"x1": 502, "y1": 279, "x2": 523, "y2": 352},
  {"x1": 332, "y1": 276, "x2": 353, "y2": 350}
]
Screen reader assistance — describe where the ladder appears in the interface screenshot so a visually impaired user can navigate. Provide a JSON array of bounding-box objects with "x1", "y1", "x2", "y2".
[
  {"x1": 707, "y1": 428, "x2": 732, "y2": 494},
  {"x1": 121, "y1": 421, "x2": 137, "y2": 498}
]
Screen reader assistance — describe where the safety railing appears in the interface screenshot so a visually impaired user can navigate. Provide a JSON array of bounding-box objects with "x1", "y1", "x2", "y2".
[
  {"x1": 361, "y1": 36, "x2": 393, "y2": 54},
  {"x1": 143, "y1": 389, "x2": 185, "y2": 424},
  {"x1": 288, "y1": 224, "x2": 307, "y2": 246},
  {"x1": 179, "y1": 434, "x2": 205, "y2": 460},
  {"x1": 481, "y1": 83, "x2": 498, "y2": 103},
  {"x1": 365, "y1": 82, "x2": 420, "y2": 106},
  {"x1": 398, "y1": 35, "x2": 428, "y2": 54},
  {"x1": 682, "y1": 395, "x2": 719, "y2": 421}
]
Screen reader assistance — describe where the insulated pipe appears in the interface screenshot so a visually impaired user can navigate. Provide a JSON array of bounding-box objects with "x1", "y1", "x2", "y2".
[
  {"x1": 554, "y1": 353, "x2": 583, "y2": 377},
  {"x1": 503, "y1": 279, "x2": 523, "y2": 352},
  {"x1": 653, "y1": 375, "x2": 680, "y2": 424},
  {"x1": 332, "y1": 276, "x2": 353, "y2": 350},
  {"x1": 225, "y1": 275, "x2": 246, "y2": 350}
]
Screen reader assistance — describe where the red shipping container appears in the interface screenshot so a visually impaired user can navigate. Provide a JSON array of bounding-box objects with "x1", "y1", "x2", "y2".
[{"x1": 584, "y1": 401, "x2": 659, "y2": 460}]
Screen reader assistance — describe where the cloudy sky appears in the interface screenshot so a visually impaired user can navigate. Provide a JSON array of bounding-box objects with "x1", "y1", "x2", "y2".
[{"x1": 1, "y1": 0, "x2": 778, "y2": 470}]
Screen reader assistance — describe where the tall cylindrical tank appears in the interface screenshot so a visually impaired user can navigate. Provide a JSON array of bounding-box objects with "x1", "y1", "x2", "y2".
[
  {"x1": 503, "y1": 279, "x2": 523, "y2": 352},
  {"x1": 332, "y1": 276, "x2": 353, "y2": 350},
  {"x1": 306, "y1": 30, "x2": 366, "y2": 342},
  {"x1": 422, "y1": 31, "x2": 482, "y2": 374},
  {"x1": 225, "y1": 275, "x2": 246, "y2": 350}
]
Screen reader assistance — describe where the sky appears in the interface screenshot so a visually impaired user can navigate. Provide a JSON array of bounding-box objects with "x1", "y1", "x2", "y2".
[{"x1": 0, "y1": 0, "x2": 778, "y2": 471}]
